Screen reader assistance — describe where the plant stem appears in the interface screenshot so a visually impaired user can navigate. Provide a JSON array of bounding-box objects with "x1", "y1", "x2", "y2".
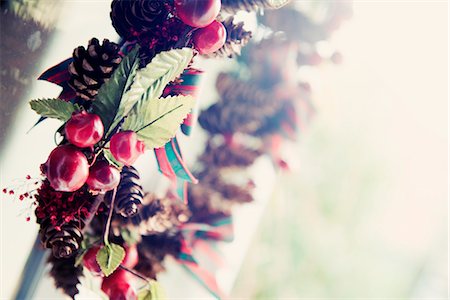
[
  {"x1": 119, "y1": 265, "x2": 150, "y2": 283},
  {"x1": 82, "y1": 194, "x2": 104, "y2": 234},
  {"x1": 136, "y1": 104, "x2": 183, "y2": 133},
  {"x1": 103, "y1": 188, "x2": 117, "y2": 246},
  {"x1": 89, "y1": 149, "x2": 103, "y2": 167}
]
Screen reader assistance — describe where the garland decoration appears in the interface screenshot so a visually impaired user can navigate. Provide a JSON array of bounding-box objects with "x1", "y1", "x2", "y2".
[{"x1": 3, "y1": 1, "x2": 352, "y2": 299}]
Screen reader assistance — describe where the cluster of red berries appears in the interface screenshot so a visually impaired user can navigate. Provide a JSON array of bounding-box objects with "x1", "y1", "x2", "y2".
[
  {"x1": 35, "y1": 180, "x2": 92, "y2": 228},
  {"x1": 83, "y1": 245, "x2": 139, "y2": 300},
  {"x1": 43, "y1": 111, "x2": 145, "y2": 193},
  {"x1": 174, "y1": 0, "x2": 226, "y2": 55}
]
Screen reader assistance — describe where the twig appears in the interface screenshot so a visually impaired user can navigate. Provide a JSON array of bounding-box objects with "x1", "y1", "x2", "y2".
[
  {"x1": 103, "y1": 188, "x2": 117, "y2": 246},
  {"x1": 119, "y1": 265, "x2": 150, "y2": 283}
]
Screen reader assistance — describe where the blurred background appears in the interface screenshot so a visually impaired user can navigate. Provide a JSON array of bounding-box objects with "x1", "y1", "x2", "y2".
[{"x1": 1, "y1": 0, "x2": 448, "y2": 299}]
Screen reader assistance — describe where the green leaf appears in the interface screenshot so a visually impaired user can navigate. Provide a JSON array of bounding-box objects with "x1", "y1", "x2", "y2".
[
  {"x1": 122, "y1": 48, "x2": 194, "y2": 116},
  {"x1": 120, "y1": 228, "x2": 140, "y2": 245},
  {"x1": 29, "y1": 98, "x2": 79, "y2": 121},
  {"x1": 103, "y1": 149, "x2": 123, "y2": 169},
  {"x1": 96, "y1": 243, "x2": 125, "y2": 277},
  {"x1": 122, "y1": 95, "x2": 195, "y2": 149},
  {"x1": 92, "y1": 46, "x2": 140, "y2": 136},
  {"x1": 138, "y1": 281, "x2": 166, "y2": 300}
]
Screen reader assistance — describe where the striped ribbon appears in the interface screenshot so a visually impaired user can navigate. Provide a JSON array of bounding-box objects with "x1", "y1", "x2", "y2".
[
  {"x1": 177, "y1": 216, "x2": 234, "y2": 299},
  {"x1": 154, "y1": 136, "x2": 198, "y2": 202},
  {"x1": 38, "y1": 57, "x2": 76, "y2": 101},
  {"x1": 163, "y1": 68, "x2": 204, "y2": 136}
]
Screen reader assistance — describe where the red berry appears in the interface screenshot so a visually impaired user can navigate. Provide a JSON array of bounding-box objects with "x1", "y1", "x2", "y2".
[
  {"x1": 86, "y1": 161, "x2": 120, "y2": 193},
  {"x1": 193, "y1": 20, "x2": 226, "y2": 55},
  {"x1": 101, "y1": 269, "x2": 136, "y2": 300},
  {"x1": 122, "y1": 245, "x2": 139, "y2": 269},
  {"x1": 110, "y1": 131, "x2": 145, "y2": 166},
  {"x1": 45, "y1": 145, "x2": 89, "y2": 192},
  {"x1": 83, "y1": 245, "x2": 102, "y2": 275},
  {"x1": 65, "y1": 111, "x2": 104, "y2": 148},
  {"x1": 175, "y1": 0, "x2": 221, "y2": 28}
]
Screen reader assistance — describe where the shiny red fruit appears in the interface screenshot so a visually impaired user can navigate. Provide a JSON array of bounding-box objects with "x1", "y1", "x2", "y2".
[
  {"x1": 45, "y1": 145, "x2": 89, "y2": 192},
  {"x1": 101, "y1": 269, "x2": 136, "y2": 300},
  {"x1": 86, "y1": 161, "x2": 120, "y2": 193},
  {"x1": 122, "y1": 245, "x2": 139, "y2": 269},
  {"x1": 193, "y1": 20, "x2": 226, "y2": 55},
  {"x1": 175, "y1": 0, "x2": 221, "y2": 28},
  {"x1": 110, "y1": 131, "x2": 145, "y2": 166},
  {"x1": 83, "y1": 245, "x2": 102, "y2": 275},
  {"x1": 65, "y1": 111, "x2": 104, "y2": 148}
]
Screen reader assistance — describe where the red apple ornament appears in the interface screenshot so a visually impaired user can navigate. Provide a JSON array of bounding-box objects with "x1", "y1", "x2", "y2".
[
  {"x1": 110, "y1": 131, "x2": 145, "y2": 166},
  {"x1": 65, "y1": 111, "x2": 104, "y2": 148},
  {"x1": 83, "y1": 245, "x2": 102, "y2": 275},
  {"x1": 193, "y1": 20, "x2": 226, "y2": 54},
  {"x1": 175, "y1": 0, "x2": 221, "y2": 28},
  {"x1": 44, "y1": 145, "x2": 89, "y2": 192},
  {"x1": 86, "y1": 161, "x2": 120, "y2": 192},
  {"x1": 101, "y1": 269, "x2": 136, "y2": 300}
]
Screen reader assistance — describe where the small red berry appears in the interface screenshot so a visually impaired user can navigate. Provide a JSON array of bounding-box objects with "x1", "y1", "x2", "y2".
[
  {"x1": 193, "y1": 20, "x2": 226, "y2": 55},
  {"x1": 122, "y1": 245, "x2": 139, "y2": 269},
  {"x1": 86, "y1": 161, "x2": 120, "y2": 193},
  {"x1": 101, "y1": 269, "x2": 136, "y2": 300},
  {"x1": 83, "y1": 245, "x2": 102, "y2": 275},
  {"x1": 2, "y1": 188, "x2": 6, "y2": 194},
  {"x1": 9, "y1": 190, "x2": 14, "y2": 195},
  {"x1": 175, "y1": 0, "x2": 221, "y2": 28},
  {"x1": 26, "y1": 217, "x2": 31, "y2": 222},
  {"x1": 65, "y1": 111, "x2": 104, "y2": 148},
  {"x1": 26, "y1": 175, "x2": 31, "y2": 180},
  {"x1": 109, "y1": 131, "x2": 145, "y2": 166},
  {"x1": 45, "y1": 145, "x2": 89, "y2": 192}
]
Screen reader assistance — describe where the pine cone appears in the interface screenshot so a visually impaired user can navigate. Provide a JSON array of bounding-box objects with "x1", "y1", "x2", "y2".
[
  {"x1": 198, "y1": 101, "x2": 263, "y2": 135},
  {"x1": 200, "y1": 140, "x2": 262, "y2": 168},
  {"x1": 118, "y1": 193, "x2": 164, "y2": 226},
  {"x1": 135, "y1": 231, "x2": 183, "y2": 279},
  {"x1": 47, "y1": 255, "x2": 83, "y2": 299},
  {"x1": 119, "y1": 193, "x2": 190, "y2": 234},
  {"x1": 35, "y1": 180, "x2": 97, "y2": 258},
  {"x1": 109, "y1": 166, "x2": 144, "y2": 217},
  {"x1": 188, "y1": 170, "x2": 253, "y2": 216},
  {"x1": 206, "y1": 17, "x2": 252, "y2": 58},
  {"x1": 221, "y1": 0, "x2": 289, "y2": 13},
  {"x1": 68, "y1": 38, "x2": 122, "y2": 101},
  {"x1": 216, "y1": 73, "x2": 277, "y2": 110},
  {"x1": 111, "y1": 0, "x2": 170, "y2": 40},
  {"x1": 40, "y1": 218, "x2": 83, "y2": 259}
]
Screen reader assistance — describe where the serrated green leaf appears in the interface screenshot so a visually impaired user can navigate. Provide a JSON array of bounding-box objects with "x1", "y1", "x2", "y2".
[
  {"x1": 92, "y1": 46, "x2": 140, "y2": 136},
  {"x1": 96, "y1": 243, "x2": 125, "y2": 277},
  {"x1": 29, "y1": 98, "x2": 79, "y2": 121},
  {"x1": 122, "y1": 48, "x2": 194, "y2": 116},
  {"x1": 138, "y1": 281, "x2": 166, "y2": 300},
  {"x1": 122, "y1": 95, "x2": 195, "y2": 149}
]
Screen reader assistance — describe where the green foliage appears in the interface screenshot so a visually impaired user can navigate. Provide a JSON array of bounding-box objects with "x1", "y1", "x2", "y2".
[
  {"x1": 96, "y1": 243, "x2": 125, "y2": 277},
  {"x1": 138, "y1": 281, "x2": 166, "y2": 300},
  {"x1": 120, "y1": 228, "x2": 141, "y2": 245},
  {"x1": 122, "y1": 48, "x2": 194, "y2": 115},
  {"x1": 103, "y1": 149, "x2": 123, "y2": 169},
  {"x1": 123, "y1": 95, "x2": 195, "y2": 149},
  {"x1": 29, "y1": 98, "x2": 79, "y2": 121},
  {"x1": 92, "y1": 46, "x2": 140, "y2": 136}
]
